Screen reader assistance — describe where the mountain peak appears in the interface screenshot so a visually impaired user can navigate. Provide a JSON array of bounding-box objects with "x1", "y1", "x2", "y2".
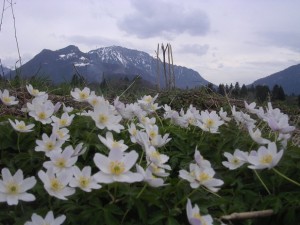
[{"x1": 55, "y1": 45, "x2": 81, "y2": 54}]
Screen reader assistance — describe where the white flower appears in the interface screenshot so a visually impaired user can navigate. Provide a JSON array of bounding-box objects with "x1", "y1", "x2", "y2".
[
  {"x1": 278, "y1": 133, "x2": 291, "y2": 149},
  {"x1": 194, "y1": 149, "x2": 211, "y2": 169},
  {"x1": 0, "y1": 168, "x2": 36, "y2": 205},
  {"x1": 186, "y1": 198, "x2": 214, "y2": 225},
  {"x1": 70, "y1": 87, "x2": 91, "y2": 102},
  {"x1": 114, "y1": 97, "x2": 144, "y2": 120},
  {"x1": 137, "y1": 94, "x2": 159, "y2": 113},
  {"x1": 90, "y1": 103, "x2": 124, "y2": 133},
  {"x1": 248, "y1": 127, "x2": 270, "y2": 145},
  {"x1": 181, "y1": 108, "x2": 198, "y2": 127},
  {"x1": 38, "y1": 169, "x2": 75, "y2": 200},
  {"x1": 128, "y1": 122, "x2": 139, "y2": 143},
  {"x1": 219, "y1": 107, "x2": 231, "y2": 122},
  {"x1": 43, "y1": 146, "x2": 78, "y2": 173},
  {"x1": 62, "y1": 103, "x2": 73, "y2": 113},
  {"x1": 145, "y1": 145, "x2": 171, "y2": 170},
  {"x1": 35, "y1": 133, "x2": 64, "y2": 157},
  {"x1": 69, "y1": 166, "x2": 102, "y2": 192},
  {"x1": 93, "y1": 150, "x2": 143, "y2": 184},
  {"x1": 26, "y1": 84, "x2": 46, "y2": 97},
  {"x1": 8, "y1": 119, "x2": 35, "y2": 132},
  {"x1": 222, "y1": 149, "x2": 248, "y2": 170},
  {"x1": 267, "y1": 114, "x2": 295, "y2": 134},
  {"x1": 72, "y1": 143, "x2": 87, "y2": 157},
  {"x1": 52, "y1": 124, "x2": 70, "y2": 141},
  {"x1": 51, "y1": 112, "x2": 75, "y2": 128},
  {"x1": 0, "y1": 89, "x2": 18, "y2": 106},
  {"x1": 248, "y1": 142, "x2": 284, "y2": 170},
  {"x1": 148, "y1": 163, "x2": 170, "y2": 177},
  {"x1": 88, "y1": 92, "x2": 108, "y2": 108},
  {"x1": 25, "y1": 211, "x2": 66, "y2": 225},
  {"x1": 197, "y1": 110, "x2": 224, "y2": 133},
  {"x1": 28, "y1": 98, "x2": 55, "y2": 124},
  {"x1": 179, "y1": 164, "x2": 223, "y2": 192},
  {"x1": 136, "y1": 165, "x2": 166, "y2": 187},
  {"x1": 98, "y1": 131, "x2": 128, "y2": 152},
  {"x1": 163, "y1": 104, "x2": 188, "y2": 127},
  {"x1": 244, "y1": 101, "x2": 258, "y2": 114},
  {"x1": 137, "y1": 115, "x2": 156, "y2": 128}
]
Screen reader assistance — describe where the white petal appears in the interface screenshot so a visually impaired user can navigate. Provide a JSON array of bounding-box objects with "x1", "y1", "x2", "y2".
[
  {"x1": 93, "y1": 172, "x2": 113, "y2": 184},
  {"x1": 18, "y1": 193, "x2": 36, "y2": 202},
  {"x1": 20, "y1": 177, "x2": 37, "y2": 192},
  {"x1": 94, "y1": 153, "x2": 110, "y2": 173},
  {"x1": 123, "y1": 151, "x2": 139, "y2": 172}
]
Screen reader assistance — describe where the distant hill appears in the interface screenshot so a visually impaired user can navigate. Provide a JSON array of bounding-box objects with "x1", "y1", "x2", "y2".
[
  {"x1": 251, "y1": 64, "x2": 300, "y2": 95},
  {"x1": 1, "y1": 66, "x2": 11, "y2": 76},
  {"x1": 7, "y1": 45, "x2": 210, "y2": 88}
]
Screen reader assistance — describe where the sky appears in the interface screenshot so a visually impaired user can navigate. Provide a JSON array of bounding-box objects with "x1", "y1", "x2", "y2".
[{"x1": 1, "y1": 0, "x2": 300, "y2": 85}]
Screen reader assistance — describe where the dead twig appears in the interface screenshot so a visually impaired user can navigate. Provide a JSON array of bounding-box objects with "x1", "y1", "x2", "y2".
[{"x1": 221, "y1": 209, "x2": 274, "y2": 220}]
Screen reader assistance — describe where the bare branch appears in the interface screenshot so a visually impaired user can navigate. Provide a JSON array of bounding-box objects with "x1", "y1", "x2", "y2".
[
  {"x1": 221, "y1": 209, "x2": 274, "y2": 220},
  {"x1": 8, "y1": 0, "x2": 22, "y2": 67},
  {"x1": 0, "y1": 0, "x2": 5, "y2": 32}
]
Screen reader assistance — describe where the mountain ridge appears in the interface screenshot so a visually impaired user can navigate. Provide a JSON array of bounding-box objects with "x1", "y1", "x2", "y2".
[
  {"x1": 251, "y1": 63, "x2": 300, "y2": 95},
  {"x1": 6, "y1": 45, "x2": 210, "y2": 89}
]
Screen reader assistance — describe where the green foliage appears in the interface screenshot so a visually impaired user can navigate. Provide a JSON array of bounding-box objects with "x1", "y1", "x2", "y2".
[{"x1": 0, "y1": 87, "x2": 300, "y2": 225}]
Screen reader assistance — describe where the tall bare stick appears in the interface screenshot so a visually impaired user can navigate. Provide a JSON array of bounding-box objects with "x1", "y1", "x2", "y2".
[
  {"x1": 8, "y1": 0, "x2": 22, "y2": 68},
  {"x1": 0, "y1": 0, "x2": 5, "y2": 32},
  {"x1": 156, "y1": 43, "x2": 160, "y2": 91}
]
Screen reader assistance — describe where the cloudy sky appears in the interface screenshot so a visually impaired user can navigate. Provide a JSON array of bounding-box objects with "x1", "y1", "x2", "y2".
[{"x1": 1, "y1": 0, "x2": 300, "y2": 85}]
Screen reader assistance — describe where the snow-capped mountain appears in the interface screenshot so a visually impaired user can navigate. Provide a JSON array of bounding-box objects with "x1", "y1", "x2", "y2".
[{"x1": 7, "y1": 45, "x2": 210, "y2": 88}]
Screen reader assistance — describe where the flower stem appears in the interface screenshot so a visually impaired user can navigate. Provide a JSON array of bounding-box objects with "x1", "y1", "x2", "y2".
[
  {"x1": 254, "y1": 170, "x2": 271, "y2": 195},
  {"x1": 17, "y1": 133, "x2": 20, "y2": 153},
  {"x1": 136, "y1": 183, "x2": 147, "y2": 199},
  {"x1": 175, "y1": 188, "x2": 198, "y2": 208},
  {"x1": 272, "y1": 168, "x2": 300, "y2": 187}
]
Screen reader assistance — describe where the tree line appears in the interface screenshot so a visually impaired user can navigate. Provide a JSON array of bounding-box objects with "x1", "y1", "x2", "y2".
[{"x1": 206, "y1": 82, "x2": 287, "y2": 103}]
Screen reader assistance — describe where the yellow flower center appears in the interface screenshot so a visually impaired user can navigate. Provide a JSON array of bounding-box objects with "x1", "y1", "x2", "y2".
[
  {"x1": 55, "y1": 158, "x2": 66, "y2": 168},
  {"x1": 198, "y1": 172, "x2": 211, "y2": 182},
  {"x1": 150, "y1": 151, "x2": 160, "y2": 160},
  {"x1": 59, "y1": 119, "x2": 68, "y2": 126},
  {"x1": 109, "y1": 161, "x2": 125, "y2": 175},
  {"x1": 6, "y1": 182, "x2": 19, "y2": 195},
  {"x1": 149, "y1": 130, "x2": 157, "y2": 139},
  {"x1": 79, "y1": 92, "x2": 88, "y2": 100},
  {"x1": 193, "y1": 212, "x2": 202, "y2": 219},
  {"x1": 38, "y1": 112, "x2": 47, "y2": 120},
  {"x1": 131, "y1": 129, "x2": 137, "y2": 136},
  {"x1": 91, "y1": 99, "x2": 98, "y2": 106},
  {"x1": 260, "y1": 154, "x2": 273, "y2": 164},
  {"x1": 98, "y1": 114, "x2": 108, "y2": 124},
  {"x1": 16, "y1": 124, "x2": 26, "y2": 130},
  {"x1": 231, "y1": 157, "x2": 240, "y2": 165},
  {"x1": 188, "y1": 118, "x2": 196, "y2": 125},
  {"x1": 112, "y1": 141, "x2": 120, "y2": 148},
  {"x1": 145, "y1": 96, "x2": 152, "y2": 103},
  {"x1": 45, "y1": 142, "x2": 55, "y2": 151},
  {"x1": 79, "y1": 176, "x2": 90, "y2": 188},
  {"x1": 50, "y1": 178, "x2": 63, "y2": 192},
  {"x1": 32, "y1": 89, "x2": 39, "y2": 95},
  {"x1": 206, "y1": 118, "x2": 214, "y2": 128},
  {"x1": 3, "y1": 96, "x2": 11, "y2": 103},
  {"x1": 56, "y1": 130, "x2": 64, "y2": 139}
]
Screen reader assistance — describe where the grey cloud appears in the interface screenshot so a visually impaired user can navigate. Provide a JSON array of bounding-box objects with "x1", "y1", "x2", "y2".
[
  {"x1": 176, "y1": 44, "x2": 209, "y2": 56},
  {"x1": 118, "y1": 0, "x2": 210, "y2": 38},
  {"x1": 60, "y1": 35, "x2": 120, "y2": 48},
  {"x1": 259, "y1": 31, "x2": 300, "y2": 52}
]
